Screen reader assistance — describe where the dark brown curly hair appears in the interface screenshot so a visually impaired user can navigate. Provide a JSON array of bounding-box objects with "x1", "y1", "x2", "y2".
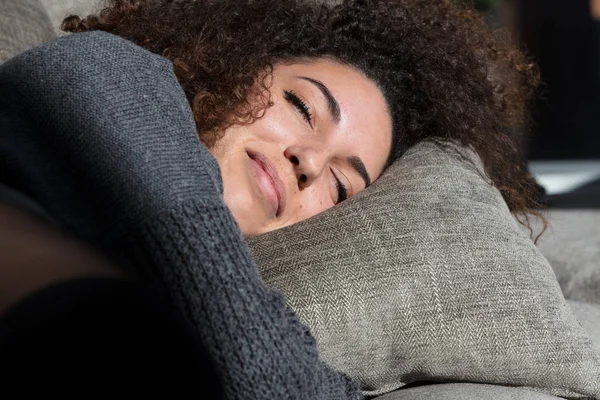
[{"x1": 62, "y1": 0, "x2": 546, "y2": 238}]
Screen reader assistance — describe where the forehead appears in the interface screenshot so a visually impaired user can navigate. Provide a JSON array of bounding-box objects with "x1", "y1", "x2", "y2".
[
  {"x1": 273, "y1": 59, "x2": 393, "y2": 175},
  {"x1": 274, "y1": 59, "x2": 387, "y2": 108}
]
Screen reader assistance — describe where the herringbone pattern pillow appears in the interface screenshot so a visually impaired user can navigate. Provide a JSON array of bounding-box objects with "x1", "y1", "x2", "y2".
[{"x1": 246, "y1": 141, "x2": 600, "y2": 399}]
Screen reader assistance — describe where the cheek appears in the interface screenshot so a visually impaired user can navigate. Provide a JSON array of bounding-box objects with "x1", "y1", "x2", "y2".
[
  {"x1": 287, "y1": 186, "x2": 333, "y2": 224},
  {"x1": 252, "y1": 103, "x2": 296, "y2": 142}
]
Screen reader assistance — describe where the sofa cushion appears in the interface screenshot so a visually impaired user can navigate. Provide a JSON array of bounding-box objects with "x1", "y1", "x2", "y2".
[
  {"x1": 246, "y1": 141, "x2": 600, "y2": 399},
  {"x1": 568, "y1": 300, "x2": 600, "y2": 347},
  {"x1": 38, "y1": 0, "x2": 100, "y2": 36},
  {"x1": 0, "y1": 0, "x2": 55, "y2": 63},
  {"x1": 374, "y1": 383, "x2": 564, "y2": 400},
  {"x1": 536, "y1": 210, "x2": 600, "y2": 304}
]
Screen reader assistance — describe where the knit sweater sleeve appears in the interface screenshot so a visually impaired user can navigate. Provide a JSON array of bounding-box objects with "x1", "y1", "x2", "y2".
[
  {"x1": 139, "y1": 201, "x2": 363, "y2": 400},
  {"x1": 0, "y1": 32, "x2": 362, "y2": 399}
]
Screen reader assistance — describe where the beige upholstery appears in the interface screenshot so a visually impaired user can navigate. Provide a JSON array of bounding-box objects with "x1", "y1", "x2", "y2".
[
  {"x1": 40, "y1": 0, "x2": 100, "y2": 35},
  {"x1": 0, "y1": 0, "x2": 55, "y2": 63}
]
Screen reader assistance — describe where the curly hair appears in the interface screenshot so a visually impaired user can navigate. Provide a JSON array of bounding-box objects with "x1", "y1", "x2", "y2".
[{"x1": 62, "y1": 0, "x2": 545, "y2": 238}]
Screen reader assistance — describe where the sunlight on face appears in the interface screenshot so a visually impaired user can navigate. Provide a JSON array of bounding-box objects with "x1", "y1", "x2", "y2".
[{"x1": 209, "y1": 59, "x2": 393, "y2": 236}]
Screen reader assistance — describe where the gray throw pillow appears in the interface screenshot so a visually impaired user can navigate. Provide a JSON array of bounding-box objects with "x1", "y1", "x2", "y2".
[{"x1": 246, "y1": 141, "x2": 600, "y2": 399}]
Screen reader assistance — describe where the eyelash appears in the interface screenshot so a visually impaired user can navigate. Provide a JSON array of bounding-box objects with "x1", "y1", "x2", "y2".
[
  {"x1": 332, "y1": 170, "x2": 348, "y2": 204},
  {"x1": 284, "y1": 90, "x2": 313, "y2": 126}
]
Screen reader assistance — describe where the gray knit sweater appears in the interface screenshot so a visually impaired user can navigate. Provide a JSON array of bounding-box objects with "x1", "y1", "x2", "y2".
[{"x1": 0, "y1": 31, "x2": 362, "y2": 400}]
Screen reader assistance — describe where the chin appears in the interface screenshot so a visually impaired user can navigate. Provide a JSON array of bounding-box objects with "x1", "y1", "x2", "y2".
[
  {"x1": 219, "y1": 154, "x2": 274, "y2": 237},
  {"x1": 239, "y1": 222, "x2": 266, "y2": 237},
  {"x1": 227, "y1": 203, "x2": 267, "y2": 237}
]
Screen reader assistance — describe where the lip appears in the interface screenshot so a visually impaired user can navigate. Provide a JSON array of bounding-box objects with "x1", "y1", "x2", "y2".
[{"x1": 247, "y1": 151, "x2": 286, "y2": 218}]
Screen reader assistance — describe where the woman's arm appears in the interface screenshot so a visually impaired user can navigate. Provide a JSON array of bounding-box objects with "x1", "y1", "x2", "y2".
[
  {"x1": 0, "y1": 204, "x2": 121, "y2": 316},
  {"x1": 0, "y1": 206, "x2": 225, "y2": 396},
  {"x1": 0, "y1": 32, "x2": 362, "y2": 400}
]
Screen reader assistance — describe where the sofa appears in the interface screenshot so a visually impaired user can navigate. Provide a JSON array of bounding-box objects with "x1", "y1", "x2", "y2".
[{"x1": 2, "y1": 1, "x2": 598, "y2": 399}]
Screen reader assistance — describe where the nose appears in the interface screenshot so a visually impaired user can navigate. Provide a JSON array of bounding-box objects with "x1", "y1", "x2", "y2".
[{"x1": 284, "y1": 146, "x2": 328, "y2": 189}]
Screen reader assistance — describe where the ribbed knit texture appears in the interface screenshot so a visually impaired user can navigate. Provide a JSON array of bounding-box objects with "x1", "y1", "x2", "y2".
[{"x1": 0, "y1": 31, "x2": 362, "y2": 400}]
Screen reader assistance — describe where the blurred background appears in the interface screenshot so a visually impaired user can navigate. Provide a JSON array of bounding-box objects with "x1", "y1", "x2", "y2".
[{"x1": 458, "y1": 0, "x2": 600, "y2": 207}]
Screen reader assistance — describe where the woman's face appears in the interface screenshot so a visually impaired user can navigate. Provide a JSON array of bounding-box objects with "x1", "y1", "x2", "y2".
[{"x1": 210, "y1": 59, "x2": 393, "y2": 236}]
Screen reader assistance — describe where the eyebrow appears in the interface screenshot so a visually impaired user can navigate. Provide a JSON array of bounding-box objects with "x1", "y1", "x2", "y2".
[
  {"x1": 348, "y1": 155, "x2": 371, "y2": 188},
  {"x1": 299, "y1": 76, "x2": 341, "y2": 124}
]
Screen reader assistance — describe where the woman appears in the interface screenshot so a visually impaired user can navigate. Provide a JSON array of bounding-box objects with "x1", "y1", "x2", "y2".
[{"x1": 0, "y1": 0, "x2": 541, "y2": 397}]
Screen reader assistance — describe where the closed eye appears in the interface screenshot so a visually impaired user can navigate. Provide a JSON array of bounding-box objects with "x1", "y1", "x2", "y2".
[
  {"x1": 284, "y1": 90, "x2": 313, "y2": 127},
  {"x1": 332, "y1": 170, "x2": 348, "y2": 204}
]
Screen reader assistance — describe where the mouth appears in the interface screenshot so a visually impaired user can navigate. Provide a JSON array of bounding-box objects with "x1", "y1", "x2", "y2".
[{"x1": 247, "y1": 151, "x2": 286, "y2": 218}]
